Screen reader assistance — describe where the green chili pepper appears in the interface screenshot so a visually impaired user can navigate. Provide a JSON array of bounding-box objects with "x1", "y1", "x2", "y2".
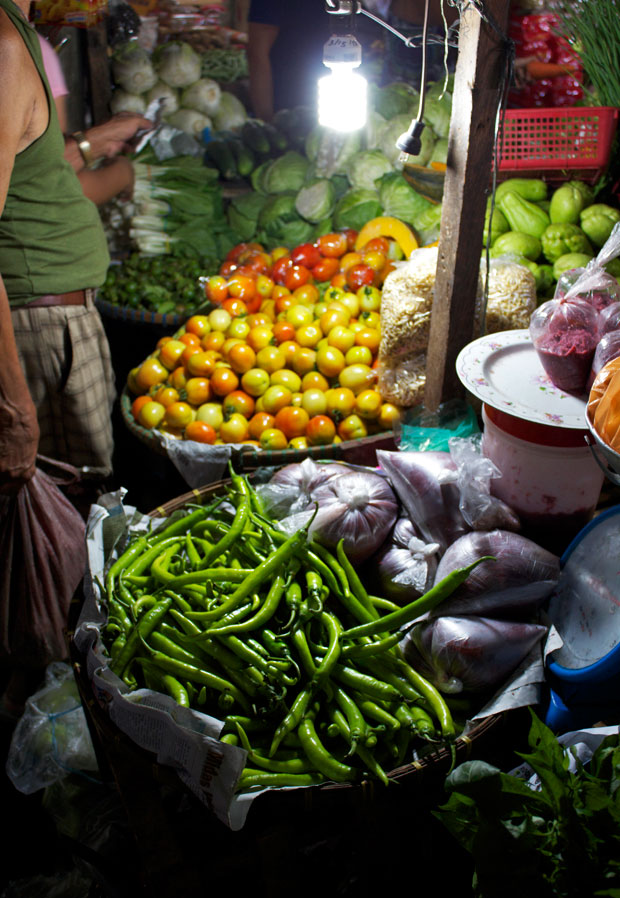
[
  {"x1": 105, "y1": 535, "x2": 149, "y2": 598},
  {"x1": 332, "y1": 664, "x2": 402, "y2": 704},
  {"x1": 335, "y1": 540, "x2": 379, "y2": 620},
  {"x1": 312, "y1": 612, "x2": 342, "y2": 686},
  {"x1": 298, "y1": 716, "x2": 357, "y2": 783},
  {"x1": 354, "y1": 698, "x2": 401, "y2": 732},
  {"x1": 207, "y1": 572, "x2": 287, "y2": 636},
  {"x1": 137, "y1": 658, "x2": 190, "y2": 707},
  {"x1": 198, "y1": 473, "x2": 251, "y2": 569},
  {"x1": 342, "y1": 630, "x2": 403, "y2": 660},
  {"x1": 269, "y1": 684, "x2": 315, "y2": 757},
  {"x1": 149, "y1": 507, "x2": 208, "y2": 546},
  {"x1": 342, "y1": 556, "x2": 496, "y2": 640},
  {"x1": 235, "y1": 723, "x2": 313, "y2": 774},
  {"x1": 394, "y1": 657, "x2": 455, "y2": 737},
  {"x1": 146, "y1": 651, "x2": 250, "y2": 712},
  {"x1": 110, "y1": 597, "x2": 173, "y2": 677},
  {"x1": 236, "y1": 769, "x2": 324, "y2": 791},
  {"x1": 333, "y1": 687, "x2": 366, "y2": 755}
]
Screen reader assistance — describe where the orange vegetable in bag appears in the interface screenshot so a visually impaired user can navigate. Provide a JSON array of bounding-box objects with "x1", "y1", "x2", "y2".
[{"x1": 588, "y1": 356, "x2": 620, "y2": 451}]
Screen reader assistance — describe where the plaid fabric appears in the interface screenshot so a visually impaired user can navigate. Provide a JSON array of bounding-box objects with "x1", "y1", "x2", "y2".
[{"x1": 11, "y1": 294, "x2": 116, "y2": 477}]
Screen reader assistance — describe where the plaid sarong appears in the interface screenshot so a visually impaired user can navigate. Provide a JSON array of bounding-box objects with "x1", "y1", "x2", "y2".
[{"x1": 11, "y1": 295, "x2": 116, "y2": 477}]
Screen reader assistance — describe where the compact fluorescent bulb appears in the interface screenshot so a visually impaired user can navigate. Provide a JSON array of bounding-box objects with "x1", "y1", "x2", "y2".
[{"x1": 318, "y1": 33, "x2": 367, "y2": 132}]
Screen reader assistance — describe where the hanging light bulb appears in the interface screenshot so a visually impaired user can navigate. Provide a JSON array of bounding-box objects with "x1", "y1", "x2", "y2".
[{"x1": 318, "y1": 32, "x2": 367, "y2": 132}]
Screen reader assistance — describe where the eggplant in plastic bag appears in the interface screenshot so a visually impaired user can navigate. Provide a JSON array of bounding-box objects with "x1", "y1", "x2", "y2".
[
  {"x1": 369, "y1": 517, "x2": 439, "y2": 605},
  {"x1": 376, "y1": 449, "x2": 467, "y2": 551},
  {"x1": 430, "y1": 530, "x2": 560, "y2": 619},
  {"x1": 400, "y1": 615, "x2": 548, "y2": 694},
  {"x1": 257, "y1": 458, "x2": 351, "y2": 519}
]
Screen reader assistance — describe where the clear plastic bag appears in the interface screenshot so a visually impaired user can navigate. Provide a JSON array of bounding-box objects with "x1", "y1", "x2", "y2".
[
  {"x1": 529, "y1": 294, "x2": 600, "y2": 393},
  {"x1": 599, "y1": 301, "x2": 620, "y2": 336},
  {"x1": 6, "y1": 662, "x2": 99, "y2": 795},
  {"x1": 557, "y1": 223, "x2": 620, "y2": 313},
  {"x1": 256, "y1": 458, "x2": 351, "y2": 519},
  {"x1": 400, "y1": 615, "x2": 547, "y2": 694},
  {"x1": 366, "y1": 516, "x2": 439, "y2": 605},
  {"x1": 449, "y1": 433, "x2": 521, "y2": 532},
  {"x1": 591, "y1": 330, "x2": 620, "y2": 382}
]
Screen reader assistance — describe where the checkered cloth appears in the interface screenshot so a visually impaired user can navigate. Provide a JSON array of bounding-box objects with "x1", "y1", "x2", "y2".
[{"x1": 11, "y1": 294, "x2": 116, "y2": 477}]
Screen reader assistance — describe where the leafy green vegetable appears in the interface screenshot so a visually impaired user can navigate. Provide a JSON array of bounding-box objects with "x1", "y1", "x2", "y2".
[
  {"x1": 422, "y1": 94, "x2": 452, "y2": 139},
  {"x1": 376, "y1": 171, "x2": 433, "y2": 227},
  {"x1": 371, "y1": 81, "x2": 419, "y2": 119},
  {"x1": 212, "y1": 92, "x2": 248, "y2": 131},
  {"x1": 227, "y1": 192, "x2": 267, "y2": 241},
  {"x1": 112, "y1": 42, "x2": 157, "y2": 94},
  {"x1": 261, "y1": 151, "x2": 309, "y2": 194},
  {"x1": 435, "y1": 711, "x2": 620, "y2": 898},
  {"x1": 414, "y1": 202, "x2": 443, "y2": 245},
  {"x1": 295, "y1": 178, "x2": 335, "y2": 223},
  {"x1": 153, "y1": 41, "x2": 202, "y2": 89},
  {"x1": 332, "y1": 188, "x2": 384, "y2": 232},
  {"x1": 348, "y1": 150, "x2": 394, "y2": 192},
  {"x1": 379, "y1": 114, "x2": 436, "y2": 167}
]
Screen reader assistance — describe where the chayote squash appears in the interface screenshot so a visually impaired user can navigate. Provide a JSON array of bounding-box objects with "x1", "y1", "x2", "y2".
[
  {"x1": 495, "y1": 178, "x2": 548, "y2": 203},
  {"x1": 498, "y1": 191, "x2": 550, "y2": 240},
  {"x1": 549, "y1": 184, "x2": 585, "y2": 225},
  {"x1": 491, "y1": 231, "x2": 542, "y2": 261}
]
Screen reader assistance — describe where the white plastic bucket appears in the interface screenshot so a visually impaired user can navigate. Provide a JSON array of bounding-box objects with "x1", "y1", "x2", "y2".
[{"x1": 482, "y1": 404, "x2": 605, "y2": 550}]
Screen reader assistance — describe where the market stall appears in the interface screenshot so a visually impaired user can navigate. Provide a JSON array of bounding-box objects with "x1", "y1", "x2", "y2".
[{"x1": 5, "y1": 0, "x2": 620, "y2": 894}]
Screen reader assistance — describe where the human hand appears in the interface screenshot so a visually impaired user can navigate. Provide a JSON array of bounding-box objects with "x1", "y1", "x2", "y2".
[
  {"x1": 87, "y1": 113, "x2": 154, "y2": 160},
  {"x1": 0, "y1": 397, "x2": 39, "y2": 496}
]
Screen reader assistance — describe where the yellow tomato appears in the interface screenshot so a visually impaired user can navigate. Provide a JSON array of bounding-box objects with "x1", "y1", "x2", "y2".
[
  {"x1": 256, "y1": 345, "x2": 286, "y2": 374},
  {"x1": 338, "y1": 413, "x2": 368, "y2": 441},
  {"x1": 338, "y1": 292, "x2": 361, "y2": 318},
  {"x1": 319, "y1": 308, "x2": 349, "y2": 335},
  {"x1": 261, "y1": 384, "x2": 293, "y2": 415},
  {"x1": 196, "y1": 402, "x2": 223, "y2": 431},
  {"x1": 355, "y1": 328, "x2": 381, "y2": 354},
  {"x1": 259, "y1": 427, "x2": 288, "y2": 450},
  {"x1": 137, "y1": 399, "x2": 166, "y2": 429},
  {"x1": 164, "y1": 401, "x2": 195, "y2": 429},
  {"x1": 345, "y1": 345, "x2": 373, "y2": 366},
  {"x1": 325, "y1": 386, "x2": 356, "y2": 421},
  {"x1": 241, "y1": 367, "x2": 271, "y2": 397},
  {"x1": 247, "y1": 325, "x2": 274, "y2": 352},
  {"x1": 279, "y1": 340, "x2": 299, "y2": 368},
  {"x1": 286, "y1": 304, "x2": 314, "y2": 329},
  {"x1": 316, "y1": 344, "x2": 345, "y2": 379},
  {"x1": 327, "y1": 326, "x2": 356, "y2": 353},
  {"x1": 301, "y1": 370, "x2": 329, "y2": 392},
  {"x1": 208, "y1": 308, "x2": 233, "y2": 332},
  {"x1": 288, "y1": 436, "x2": 309, "y2": 451},
  {"x1": 158, "y1": 339, "x2": 187, "y2": 371},
  {"x1": 378, "y1": 402, "x2": 401, "y2": 430},
  {"x1": 219, "y1": 412, "x2": 250, "y2": 444},
  {"x1": 184, "y1": 377, "x2": 212, "y2": 407},
  {"x1": 295, "y1": 323, "x2": 323, "y2": 349},
  {"x1": 301, "y1": 388, "x2": 328, "y2": 417},
  {"x1": 292, "y1": 347, "x2": 317, "y2": 377},
  {"x1": 271, "y1": 369, "x2": 302, "y2": 393},
  {"x1": 338, "y1": 363, "x2": 376, "y2": 394},
  {"x1": 135, "y1": 358, "x2": 168, "y2": 393},
  {"x1": 227, "y1": 317, "x2": 251, "y2": 341},
  {"x1": 153, "y1": 386, "x2": 180, "y2": 408},
  {"x1": 355, "y1": 388, "x2": 382, "y2": 419}
]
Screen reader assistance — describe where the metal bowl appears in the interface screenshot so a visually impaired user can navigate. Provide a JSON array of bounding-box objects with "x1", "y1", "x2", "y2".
[{"x1": 585, "y1": 411, "x2": 620, "y2": 486}]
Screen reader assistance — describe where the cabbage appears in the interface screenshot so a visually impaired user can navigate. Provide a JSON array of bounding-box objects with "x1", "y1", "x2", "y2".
[
  {"x1": 377, "y1": 172, "x2": 434, "y2": 227},
  {"x1": 258, "y1": 193, "x2": 302, "y2": 236},
  {"x1": 110, "y1": 89, "x2": 147, "y2": 115},
  {"x1": 261, "y1": 151, "x2": 309, "y2": 194},
  {"x1": 145, "y1": 81, "x2": 179, "y2": 115},
  {"x1": 228, "y1": 192, "x2": 267, "y2": 241},
  {"x1": 429, "y1": 137, "x2": 448, "y2": 166},
  {"x1": 364, "y1": 109, "x2": 387, "y2": 151},
  {"x1": 112, "y1": 42, "x2": 157, "y2": 94},
  {"x1": 314, "y1": 130, "x2": 362, "y2": 179},
  {"x1": 372, "y1": 81, "x2": 419, "y2": 119},
  {"x1": 154, "y1": 41, "x2": 201, "y2": 88},
  {"x1": 212, "y1": 92, "x2": 248, "y2": 131},
  {"x1": 348, "y1": 150, "x2": 394, "y2": 192},
  {"x1": 380, "y1": 114, "x2": 436, "y2": 167},
  {"x1": 414, "y1": 201, "x2": 444, "y2": 245},
  {"x1": 333, "y1": 188, "x2": 384, "y2": 232},
  {"x1": 422, "y1": 94, "x2": 452, "y2": 139},
  {"x1": 181, "y1": 78, "x2": 221, "y2": 116},
  {"x1": 295, "y1": 178, "x2": 336, "y2": 223},
  {"x1": 304, "y1": 126, "x2": 323, "y2": 162},
  {"x1": 166, "y1": 108, "x2": 211, "y2": 136}
]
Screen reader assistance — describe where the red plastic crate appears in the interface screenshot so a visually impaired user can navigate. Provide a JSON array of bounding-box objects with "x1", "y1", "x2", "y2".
[{"x1": 497, "y1": 106, "x2": 619, "y2": 184}]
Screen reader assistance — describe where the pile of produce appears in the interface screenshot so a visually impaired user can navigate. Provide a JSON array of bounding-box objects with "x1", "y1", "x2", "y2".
[
  {"x1": 100, "y1": 254, "x2": 212, "y2": 317},
  {"x1": 126, "y1": 225, "x2": 411, "y2": 449},
  {"x1": 101, "y1": 461, "x2": 550, "y2": 792},
  {"x1": 487, "y1": 177, "x2": 620, "y2": 295}
]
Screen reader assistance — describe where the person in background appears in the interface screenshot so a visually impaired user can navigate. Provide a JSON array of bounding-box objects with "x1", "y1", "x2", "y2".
[
  {"x1": 37, "y1": 32, "x2": 148, "y2": 206},
  {"x1": 247, "y1": 0, "x2": 332, "y2": 121}
]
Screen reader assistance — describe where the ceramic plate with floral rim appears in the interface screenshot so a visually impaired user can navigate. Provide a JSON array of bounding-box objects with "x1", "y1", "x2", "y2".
[{"x1": 456, "y1": 329, "x2": 588, "y2": 429}]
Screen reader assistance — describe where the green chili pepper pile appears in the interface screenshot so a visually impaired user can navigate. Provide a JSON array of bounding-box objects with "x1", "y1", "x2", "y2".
[{"x1": 102, "y1": 466, "x2": 493, "y2": 792}]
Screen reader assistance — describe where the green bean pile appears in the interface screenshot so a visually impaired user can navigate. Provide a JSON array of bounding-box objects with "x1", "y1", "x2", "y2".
[{"x1": 103, "y1": 467, "x2": 492, "y2": 792}]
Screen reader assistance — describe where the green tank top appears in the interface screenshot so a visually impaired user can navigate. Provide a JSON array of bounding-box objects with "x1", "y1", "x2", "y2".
[{"x1": 0, "y1": 0, "x2": 110, "y2": 306}]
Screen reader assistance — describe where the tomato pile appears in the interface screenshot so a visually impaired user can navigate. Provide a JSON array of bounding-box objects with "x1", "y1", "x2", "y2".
[{"x1": 126, "y1": 232, "x2": 401, "y2": 450}]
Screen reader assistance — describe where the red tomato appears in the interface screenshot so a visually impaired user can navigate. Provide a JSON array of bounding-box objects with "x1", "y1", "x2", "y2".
[
  {"x1": 284, "y1": 264, "x2": 311, "y2": 291},
  {"x1": 271, "y1": 255, "x2": 293, "y2": 285},
  {"x1": 274, "y1": 406, "x2": 310, "y2": 439},
  {"x1": 272, "y1": 320, "x2": 296, "y2": 344},
  {"x1": 218, "y1": 260, "x2": 238, "y2": 279},
  {"x1": 248, "y1": 411, "x2": 276, "y2": 440},
  {"x1": 290, "y1": 243, "x2": 321, "y2": 268},
  {"x1": 340, "y1": 228, "x2": 358, "y2": 250},
  {"x1": 346, "y1": 264, "x2": 376, "y2": 291},
  {"x1": 311, "y1": 257, "x2": 340, "y2": 282},
  {"x1": 317, "y1": 233, "x2": 348, "y2": 258},
  {"x1": 222, "y1": 390, "x2": 255, "y2": 419},
  {"x1": 362, "y1": 237, "x2": 390, "y2": 254}
]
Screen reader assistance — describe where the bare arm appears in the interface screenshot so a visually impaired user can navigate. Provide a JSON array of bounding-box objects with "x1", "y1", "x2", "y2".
[
  {"x1": 63, "y1": 112, "x2": 153, "y2": 174},
  {"x1": 77, "y1": 156, "x2": 135, "y2": 206},
  {"x1": 0, "y1": 13, "x2": 41, "y2": 491},
  {"x1": 247, "y1": 21, "x2": 279, "y2": 121}
]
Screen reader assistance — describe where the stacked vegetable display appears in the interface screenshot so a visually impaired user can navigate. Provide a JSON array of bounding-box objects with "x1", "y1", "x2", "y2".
[
  {"x1": 487, "y1": 177, "x2": 620, "y2": 294},
  {"x1": 102, "y1": 466, "x2": 490, "y2": 790},
  {"x1": 126, "y1": 225, "x2": 409, "y2": 449}
]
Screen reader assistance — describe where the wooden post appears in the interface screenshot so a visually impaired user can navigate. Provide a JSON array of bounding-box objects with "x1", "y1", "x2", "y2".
[{"x1": 424, "y1": 0, "x2": 512, "y2": 410}]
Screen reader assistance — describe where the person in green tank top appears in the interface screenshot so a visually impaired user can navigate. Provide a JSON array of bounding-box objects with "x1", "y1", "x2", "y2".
[{"x1": 0, "y1": 0, "x2": 149, "y2": 494}]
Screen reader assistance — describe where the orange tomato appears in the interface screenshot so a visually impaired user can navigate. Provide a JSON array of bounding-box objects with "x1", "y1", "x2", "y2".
[
  {"x1": 325, "y1": 386, "x2": 356, "y2": 421},
  {"x1": 185, "y1": 315, "x2": 211, "y2": 338},
  {"x1": 301, "y1": 370, "x2": 329, "y2": 392},
  {"x1": 184, "y1": 377, "x2": 211, "y2": 406},
  {"x1": 228, "y1": 342, "x2": 257, "y2": 375},
  {"x1": 202, "y1": 331, "x2": 226, "y2": 352},
  {"x1": 339, "y1": 251, "x2": 363, "y2": 272},
  {"x1": 223, "y1": 390, "x2": 255, "y2": 419},
  {"x1": 274, "y1": 406, "x2": 309, "y2": 439},
  {"x1": 168, "y1": 366, "x2": 188, "y2": 392},
  {"x1": 157, "y1": 335, "x2": 172, "y2": 349},
  {"x1": 227, "y1": 274, "x2": 256, "y2": 302},
  {"x1": 210, "y1": 367, "x2": 240, "y2": 397},
  {"x1": 131, "y1": 394, "x2": 151, "y2": 421},
  {"x1": 292, "y1": 347, "x2": 317, "y2": 377},
  {"x1": 378, "y1": 402, "x2": 401, "y2": 430},
  {"x1": 272, "y1": 320, "x2": 296, "y2": 344},
  {"x1": 135, "y1": 358, "x2": 168, "y2": 393},
  {"x1": 319, "y1": 308, "x2": 349, "y2": 334},
  {"x1": 178, "y1": 332, "x2": 201, "y2": 349},
  {"x1": 306, "y1": 415, "x2": 336, "y2": 446},
  {"x1": 205, "y1": 275, "x2": 228, "y2": 304},
  {"x1": 248, "y1": 411, "x2": 276, "y2": 440},
  {"x1": 355, "y1": 328, "x2": 381, "y2": 353},
  {"x1": 184, "y1": 420, "x2": 217, "y2": 444},
  {"x1": 222, "y1": 297, "x2": 248, "y2": 318},
  {"x1": 153, "y1": 386, "x2": 181, "y2": 408},
  {"x1": 317, "y1": 233, "x2": 348, "y2": 257},
  {"x1": 247, "y1": 325, "x2": 274, "y2": 352},
  {"x1": 279, "y1": 340, "x2": 299, "y2": 368},
  {"x1": 187, "y1": 351, "x2": 217, "y2": 378},
  {"x1": 164, "y1": 401, "x2": 195, "y2": 429},
  {"x1": 293, "y1": 283, "x2": 319, "y2": 305}
]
